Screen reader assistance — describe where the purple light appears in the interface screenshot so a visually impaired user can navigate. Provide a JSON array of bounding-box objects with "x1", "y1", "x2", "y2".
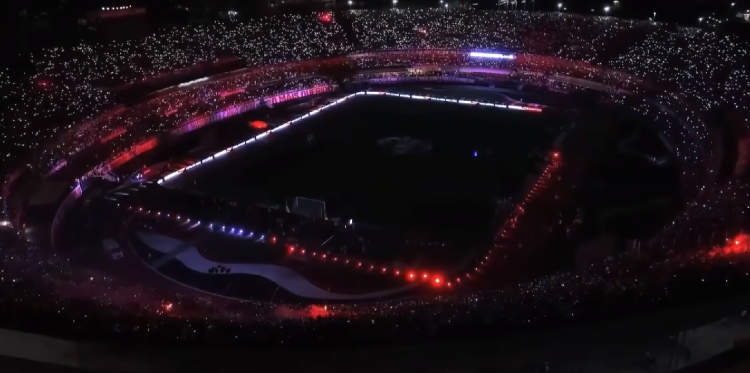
[{"x1": 469, "y1": 52, "x2": 516, "y2": 59}]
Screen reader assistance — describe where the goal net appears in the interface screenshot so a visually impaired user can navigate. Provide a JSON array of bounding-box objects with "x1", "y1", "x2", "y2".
[{"x1": 289, "y1": 196, "x2": 327, "y2": 219}]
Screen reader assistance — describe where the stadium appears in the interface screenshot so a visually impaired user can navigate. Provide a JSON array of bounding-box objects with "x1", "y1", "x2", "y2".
[{"x1": 1, "y1": 9, "x2": 750, "y2": 372}]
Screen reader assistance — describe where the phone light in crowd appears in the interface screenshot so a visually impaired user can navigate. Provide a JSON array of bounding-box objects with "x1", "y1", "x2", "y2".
[
  {"x1": 469, "y1": 52, "x2": 516, "y2": 59},
  {"x1": 473, "y1": 151, "x2": 478, "y2": 157}
]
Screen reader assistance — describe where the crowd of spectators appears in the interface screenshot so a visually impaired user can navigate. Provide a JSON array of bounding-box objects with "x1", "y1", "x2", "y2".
[{"x1": 0, "y1": 9, "x2": 749, "y2": 349}]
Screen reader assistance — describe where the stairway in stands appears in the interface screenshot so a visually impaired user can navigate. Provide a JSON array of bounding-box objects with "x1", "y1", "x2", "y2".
[
  {"x1": 594, "y1": 27, "x2": 652, "y2": 66},
  {"x1": 334, "y1": 11, "x2": 362, "y2": 50},
  {"x1": 482, "y1": 148, "x2": 589, "y2": 286}
]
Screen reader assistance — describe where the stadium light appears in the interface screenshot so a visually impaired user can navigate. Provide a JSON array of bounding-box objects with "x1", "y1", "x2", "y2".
[{"x1": 604, "y1": 6, "x2": 610, "y2": 14}]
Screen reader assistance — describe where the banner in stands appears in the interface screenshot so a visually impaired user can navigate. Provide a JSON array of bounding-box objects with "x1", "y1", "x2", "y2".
[
  {"x1": 266, "y1": 85, "x2": 330, "y2": 105},
  {"x1": 364, "y1": 76, "x2": 475, "y2": 84},
  {"x1": 407, "y1": 66, "x2": 441, "y2": 73},
  {"x1": 107, "y1": 137, "x2": 158, "y2": 169},
  {"x1": 172, "y1": 85, "x2": 332, "y2": 135}
]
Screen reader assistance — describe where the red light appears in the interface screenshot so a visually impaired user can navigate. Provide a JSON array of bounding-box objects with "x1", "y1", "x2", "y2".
[
  {"x1": 288, "y1": 245, "x2": 295, "y2": 253},
  {"x1": 422, "y1": 273, "x2": 429, "y2": 280},
  {"x1": 408, "y1": 272, "x2": 416, "y2": 280},
  {"x1": 395, "y1": 270, "x2": 400, "y2": 275},
  {"x1": 270, "y1": 236, "x2": 277, "y2": 244},
  {"x1": 433, "y1": 277, "x2": 441, "y2": 285},
  {"x1": 318, "y1": 12, "x2": 333, "y2": 23},
  {"x1": 249, "y1": 120, "x2": 268, "y2": 129}
]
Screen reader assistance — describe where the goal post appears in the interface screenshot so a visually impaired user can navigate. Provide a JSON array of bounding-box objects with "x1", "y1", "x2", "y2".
[{"x1": 291, "y1": 196, "x2": 327, "y2": 219}]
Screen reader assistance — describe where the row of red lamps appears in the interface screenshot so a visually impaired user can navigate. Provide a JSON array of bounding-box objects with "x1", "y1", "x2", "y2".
[
  {"x1": 285, "y1": 244, "x2": 451, "y2": 288},
  {"x1": 463, "y1": 151, "x2": 562, "y2": 282},
  {"x1": 125, "y1": 205, "x2": 453, "y2": 288}
]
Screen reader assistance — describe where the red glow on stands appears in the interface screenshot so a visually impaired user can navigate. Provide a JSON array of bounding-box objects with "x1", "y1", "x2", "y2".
[
  {"x1": 710, "y1": 234, "x2": 750, "y2": 257},
  {"x1": 309, "y1": 305, "x2": 330, "y2": 317},
  {"x1": 100, "y1": 128, "x2": 126, "y2": 144},
  {"x1": 35, "y1": 79, "x2": 53, "y2": 90},
  {"x1": 249, "y1": 120, "x2": 268, "y2": 129},
  {"x1": 220, "y1": 88, "x2": 246, "y2": 98},
  {"x1": 288, "y1": 245, "x2": 295, "y2": 253},
  {"x1": 270, "y1": 236, "x2": 277, "y2": 244},
  {"x1": 408, "y1": 272, "x2": 416, "y2": 281},
  {"x1": 318, "y1": 12, "x2": 333, "y2": 23},
  {"x1": 108, "y1": 137, "x2": 158, "y2": 169},
  {"x1": 275, "y1": 304, "x2": 330, "y2": 319},
  {"x1": 433, "y1": 276, "x2": 442, "y2": 286},
  {"x1": 422, "y1": 273, "x2": 429, "y2": 281}
]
